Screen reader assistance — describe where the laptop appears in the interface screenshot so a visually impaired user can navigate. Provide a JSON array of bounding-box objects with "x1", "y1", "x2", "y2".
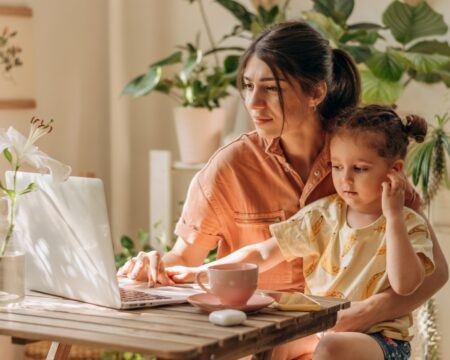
[{"x1": 6, "y1": 171, "x2": 201, "y2": 309}]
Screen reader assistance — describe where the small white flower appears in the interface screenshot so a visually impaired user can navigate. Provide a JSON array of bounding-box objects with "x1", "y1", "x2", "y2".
[{"x1": 0, "y1": 119, "x2": 71, "y2": 182}]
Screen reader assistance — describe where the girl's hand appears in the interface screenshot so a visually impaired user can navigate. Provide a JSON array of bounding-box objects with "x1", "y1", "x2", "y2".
[
  {"x1": 116, "y1": 251, "x2": 175, "y2": 287},
  {"x1": 382, "y1": 170, "x2": 405, "y2": 219},
  {"x1": 166, "y1": 265, "x2": 202, "y2": 283}
]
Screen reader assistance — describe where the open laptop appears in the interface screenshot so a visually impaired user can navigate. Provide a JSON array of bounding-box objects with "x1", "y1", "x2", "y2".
[{"x1": 6, "y1": 171, "x2": 201, "y2": 309}]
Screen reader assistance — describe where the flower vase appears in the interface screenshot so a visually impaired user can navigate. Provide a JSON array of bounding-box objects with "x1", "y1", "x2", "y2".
[{"x1": 0, "y1": 230, "x2": 25, "y2": 304}]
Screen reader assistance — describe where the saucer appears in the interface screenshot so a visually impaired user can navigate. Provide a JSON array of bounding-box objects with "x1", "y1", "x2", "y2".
[{"x1": 187, "y1": 293, "x2": 274, "y2": 313}]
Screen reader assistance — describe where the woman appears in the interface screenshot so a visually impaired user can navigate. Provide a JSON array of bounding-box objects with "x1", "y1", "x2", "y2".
[{"x1": 119, "y1": 21, "x2": 448, "y2": 358}]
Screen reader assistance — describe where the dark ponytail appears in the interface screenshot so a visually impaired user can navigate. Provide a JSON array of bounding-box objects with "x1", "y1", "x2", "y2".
[
  {"x1": 320, "y1": 49, "x2": 361, "y2": 120},
  {"x1": 237, "y1": 21, "x2": 361, "y2": 125}
]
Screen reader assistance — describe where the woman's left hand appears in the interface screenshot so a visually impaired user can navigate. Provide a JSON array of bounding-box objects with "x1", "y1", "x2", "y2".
[{"x1": 382, "y1": 170, "x2": 406, "y2": 219}]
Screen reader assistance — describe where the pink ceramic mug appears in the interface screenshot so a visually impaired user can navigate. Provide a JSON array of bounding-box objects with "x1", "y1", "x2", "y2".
[{"x1": 195, "y1": 263, "x2": 258, "y2": 306}]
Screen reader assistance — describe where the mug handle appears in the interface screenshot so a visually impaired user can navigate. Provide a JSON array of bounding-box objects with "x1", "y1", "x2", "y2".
[{"x1": 195, "y1": 270, "x2": 212, "y2": 295}]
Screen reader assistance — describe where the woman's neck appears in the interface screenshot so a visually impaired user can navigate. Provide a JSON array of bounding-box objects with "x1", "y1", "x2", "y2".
[{"x1": 280, "y1": 125, "x2": 326, "y2": 183}]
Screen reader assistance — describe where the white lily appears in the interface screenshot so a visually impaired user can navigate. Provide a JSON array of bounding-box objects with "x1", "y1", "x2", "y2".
[
  {"x1": 0, "y1": 118, "x2": 71, "y2": 182},
  {"x1": 0, "y1": 117, "x2": 71, "y2": 257}
]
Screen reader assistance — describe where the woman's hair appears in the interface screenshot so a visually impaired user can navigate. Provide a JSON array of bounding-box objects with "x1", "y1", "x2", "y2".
[
  {"x1": 331, "y1": 104, "x2": 428, "y2": 159},
  {"x1": 236, "y1": 21, "x2": 361, "y2": 124}
]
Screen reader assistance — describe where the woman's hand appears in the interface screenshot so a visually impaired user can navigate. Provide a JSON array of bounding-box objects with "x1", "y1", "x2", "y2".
[
  {"x1": 166, "y1": 265, "x2": 202, "y2": 283},
  {"x1": 382, "y1": 170, "x2": 406, "y2": 220},
  {"x1": 116, "y1": 251, "x2": 175, "y2": 287}
]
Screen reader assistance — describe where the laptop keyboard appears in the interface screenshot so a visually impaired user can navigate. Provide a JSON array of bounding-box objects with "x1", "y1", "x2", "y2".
[{"x1": 119, "y1": 287, "x2": 170, "y2": 302}]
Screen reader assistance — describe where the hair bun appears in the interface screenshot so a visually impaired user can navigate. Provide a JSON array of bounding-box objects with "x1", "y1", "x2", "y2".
[{"x1": 403, "y1": 114, "x2": 427, "y2": 143}]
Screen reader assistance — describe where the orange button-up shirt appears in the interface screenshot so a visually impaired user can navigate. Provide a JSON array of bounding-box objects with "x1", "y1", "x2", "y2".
[{"x1": 174, "y1": 131, "x2": 419, "y2": 291}]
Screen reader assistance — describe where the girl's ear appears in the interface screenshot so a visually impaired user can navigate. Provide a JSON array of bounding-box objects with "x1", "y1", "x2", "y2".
[{"x1": 392, "y1": 159, "x2": 404, "y2": 172}]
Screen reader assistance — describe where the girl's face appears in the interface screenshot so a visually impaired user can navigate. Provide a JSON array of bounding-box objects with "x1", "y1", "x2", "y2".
[
  {"x1": 242, "y1": 55, "x2": 321, "y2": 140},
  {"x1": 330, "y1": 132, "x2": 402, "y2": 214}
]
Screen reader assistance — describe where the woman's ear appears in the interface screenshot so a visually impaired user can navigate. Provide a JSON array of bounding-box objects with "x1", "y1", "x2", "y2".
[
  {"x1": 310, "y1": 81, "x2": 327, "y2": 108},
  {"x1": 392, "y1": 159, "x2": 404, "y2": 172}
]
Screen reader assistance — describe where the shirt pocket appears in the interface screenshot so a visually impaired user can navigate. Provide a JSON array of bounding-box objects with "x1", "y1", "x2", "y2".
[
  {"x1": 234, "y1": 210, "x2": 300, "y2": 289},
  {"x1": 234, "y1": 209, "x2": 286, "y2": 246}
]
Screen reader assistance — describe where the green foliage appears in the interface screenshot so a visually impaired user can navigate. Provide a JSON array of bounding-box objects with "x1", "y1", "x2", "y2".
[
  {"x1": 306, "y1": 0, "x2": 450, "y2": 105},
  {"x1": 406, "y1": 113, "x2": 450, "y2": 203},
  {"x1": 101, "y1": 351, "x2": 153, "y2": 360},
  {"x1": 114, "y1": 229, "x2": 154, "y2": 269}
]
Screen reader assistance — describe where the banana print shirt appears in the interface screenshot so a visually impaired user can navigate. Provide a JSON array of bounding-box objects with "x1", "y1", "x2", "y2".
[{"x1": 270, "y1": 194, "x2": 434, "y2": 341}]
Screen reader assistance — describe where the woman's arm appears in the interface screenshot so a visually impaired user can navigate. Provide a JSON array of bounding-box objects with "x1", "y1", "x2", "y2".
[{"x1": 332, "y1": 211, "x2": 448, "y2": 332}]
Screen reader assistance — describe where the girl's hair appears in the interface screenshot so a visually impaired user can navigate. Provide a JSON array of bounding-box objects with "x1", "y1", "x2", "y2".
[
  {"x1": 236, "y1": 21, "x2": 361, "y2": 124},
  {"x1": 332, "y1": 104, "x2": 428, "y2": 159}
]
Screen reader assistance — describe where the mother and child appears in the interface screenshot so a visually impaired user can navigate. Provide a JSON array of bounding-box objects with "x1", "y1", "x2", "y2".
[{"x1": 118, "y1": 21, "x2": 448, "y2": 359}]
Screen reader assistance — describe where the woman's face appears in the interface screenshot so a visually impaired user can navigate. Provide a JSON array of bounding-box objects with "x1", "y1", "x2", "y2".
[{"x1": 242, "y1": 55, "x2": 319, "y2": 140}]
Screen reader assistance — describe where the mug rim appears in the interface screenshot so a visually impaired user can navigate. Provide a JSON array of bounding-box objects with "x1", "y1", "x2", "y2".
[{"x1": 208, "y1": 263, "x2": 258, "y2": 272}]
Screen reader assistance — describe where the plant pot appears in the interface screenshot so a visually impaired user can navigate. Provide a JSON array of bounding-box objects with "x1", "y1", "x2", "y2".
[
  {"x1": 174, "y1": 107, "x2": 226, "y2": 164},
  {"x1": 0, "y1": 230, "x2": 25, "y2": 305}
]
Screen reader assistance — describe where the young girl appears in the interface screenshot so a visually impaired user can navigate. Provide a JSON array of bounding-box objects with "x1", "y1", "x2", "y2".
[{"x1": 167, "y1": 105, "x2": 435, "y2": 360}]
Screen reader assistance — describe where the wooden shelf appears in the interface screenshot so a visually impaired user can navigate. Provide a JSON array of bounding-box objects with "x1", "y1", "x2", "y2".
[{"x1": 0, "y1": 6, "x2": 33, "y2": 17}]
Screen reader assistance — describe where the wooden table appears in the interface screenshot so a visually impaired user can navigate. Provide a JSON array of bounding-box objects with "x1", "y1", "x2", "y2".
[{"x1": 0, "y1": 291, "x2": 349, "y2": 360}]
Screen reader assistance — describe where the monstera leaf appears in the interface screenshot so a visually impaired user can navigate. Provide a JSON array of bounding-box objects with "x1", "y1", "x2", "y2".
[
  {"x1": 215, "y1": 0, "x2": 256, "y2": 31},
  {"x1": 303, "y1": 11, "x2": 344, "y2": 44},
  {"x1": 383, "y1": 1, "x2": 448, "y2": 45}
]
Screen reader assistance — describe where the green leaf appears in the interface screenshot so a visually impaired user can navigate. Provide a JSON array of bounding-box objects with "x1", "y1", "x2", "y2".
[
  {"x1": 149, "y1": 51, "x2": 182, "y2": 68},
  {"x1": 366, "y1": 49, "x2": 405, "y2": 81},
  {"x1": 382, "y1": 1, "x2": 448, "y2": 45},
  {"x1": 421, "y1": 141, "x2": 435, "y2": 193},
  {"x1": 3, "y1": 148, "x2": 12, "y2": 164},
  {"x1": 360, "y1": 68, "x2": 403, "y2": 105},
  {"x1": 137, "y1": 229, "x2": 150, "y2": 246},
  {"x1": 18, "y1": 182, "x2": 38, "y2": 195},
  {"x1": 204, "y1": 46, "x2": 245, "y2": 57},
  {"x1": 407, "y1": 40, "x2": 450, "y2": 86},
  {"x1": 340, "y1": 28, "x2": 381, "y2": 45},
  {"x1": 340, "y1": 44, "x2": 372, "y2": 63},
  {"x1": 215, "y1": 0, "x2": 256, "y2": 31},
  {"x1": 122, "y1": 67, "x2": 162, "y2": 97},
  {"x1": 312, "y1": 0, "x2": 354, "y2": 27},
  {"x1": 303, "y1": 11, "x2": 345, "y2": 44},
  {"x1": 224, "y1": 55, "x2": 240, "y2": 74},
  {"x1": 347, "y1": 22, "x2": 384, "y2": 31},
  {"x1": 394, "y1": 51, "x2": 450, "y2": 74},
  {"x1": 180, "y1": 50, "x2": 202, "y2": 84},
  {"x1": 120, "y1": 235, "x2": 134, "y2": 250}
]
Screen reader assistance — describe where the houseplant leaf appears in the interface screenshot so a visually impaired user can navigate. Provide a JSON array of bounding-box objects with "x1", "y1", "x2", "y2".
[
  {"x1": 303, "y1": 11, "x2": 344, "y2": 44},
  {"x1": 180, "y1": 50, "x2": 203, "y2": 84},
  {"x1": 360, "y1": 68, "x2": 403, "y2": 105},
  {"x1": 366, "y1": 49, "x2": 405, "y2": 81},
  {"x1": 312, "y1": 0, "x2": 354, "y2": 27},
  {"x1": 382, "y1": 1, "x2": 448, "y2": 45},
  {"x1": 394, "y1": 51, "x2": 449, "y2": 74},
  {"x1": 340, "y1": 44, "x2": 372, "y2": 63},
  {"x1": 407, "y1": 40, "x2": 450, "y2": 86},
  {"x1": 122, "y1": 67, "x2": 162, "y2": 97},
  {"x1": 215, "y1": 0, "x2": 256, "y2": 31},
  {"x1": 150, "y1": 51, "x2": 182, "y2": 67}
]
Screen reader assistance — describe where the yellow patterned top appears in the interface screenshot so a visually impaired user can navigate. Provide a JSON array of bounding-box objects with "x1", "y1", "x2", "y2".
[{"x1": 270, "y1": 194, "x2": 434, "y2": 341}]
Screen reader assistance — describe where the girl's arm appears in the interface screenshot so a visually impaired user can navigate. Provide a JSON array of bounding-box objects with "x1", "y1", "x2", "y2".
[
  {"x1": 383, "y1": 173, "x2": 425, "y2": 296},
  {"x1": 167, "y1": 237, "x2": 285, "y2": 282}
]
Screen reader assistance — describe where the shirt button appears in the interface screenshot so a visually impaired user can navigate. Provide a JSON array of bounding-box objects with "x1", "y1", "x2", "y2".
[
  {"x1": 314, "y1": 170, "x2": 321, "y2": 177},
  {"x1": 284, "y1": 166, "x2": 290, "y2": 172}
]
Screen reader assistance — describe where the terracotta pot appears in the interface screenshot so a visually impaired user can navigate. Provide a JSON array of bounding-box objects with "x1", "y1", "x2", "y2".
[{"x1": 174, "y1": 107, "x2": 226, "y2": 164}]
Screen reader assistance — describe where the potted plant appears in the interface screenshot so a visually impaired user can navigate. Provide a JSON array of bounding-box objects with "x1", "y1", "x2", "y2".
[
  {"x1": 123, "y1": 0, "x2": 243, "y2": 164},
  {"x1": 406, "y1": 112, "x2": 450, "y2": 359}
]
